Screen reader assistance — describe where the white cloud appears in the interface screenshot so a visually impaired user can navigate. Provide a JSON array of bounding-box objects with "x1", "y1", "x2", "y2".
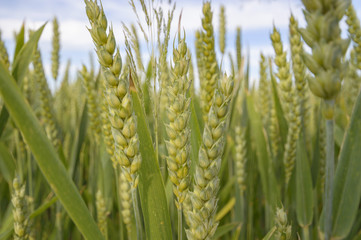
[{"x1": 1, "y1": 0, "x2": 361, "y2": 88}]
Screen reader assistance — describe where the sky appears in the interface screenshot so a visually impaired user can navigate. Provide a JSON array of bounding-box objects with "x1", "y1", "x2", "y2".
[{"x1": 0, "y1": 0, "x2": 360, "y2": 90}]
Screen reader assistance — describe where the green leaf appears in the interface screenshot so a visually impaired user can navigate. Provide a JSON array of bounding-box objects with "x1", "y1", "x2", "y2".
[
  {"x1": 70, "y1": 100, "x2": 88, "y2": 178},
  {"x1": 30, "y1": 196, "x2": 58, "y2": 219},
  {"x1": 262, "y1": 226, "x2": 277, "y2": 240},
  {"x1": 0, "y1": 61, "x2": 104, "y2": 239},
  {"x1": 311, "y1": 110, "x2": 322, "y2": 188},
  {"x1": 295, "y1": 135, "x2": 314, "y2": 227},
  {"x1": 0, "y1": 228, "x2": 12, "y2": 240},
  {"x1": 247, "y1": 93, "x2": 279, "y2": 227},
  {"x1": 131, "y1": 91, "x2": 172, "y2": 239},
  {"x1": 0, "y1": 141, "x2": 16, "y2": 184},
  {"x1": 193, "y1": 95, "x2": 204, "y2": 130},
  {"x1": 0, "y1": 24, "x2": 46, "y2": 137},
  {"x1": 13, "y1": 22, "x2": 25, "y2": 61},
  {"x1": 270, "y1": 73, "x2": 288, "y2": 149},
  {"x1": 219, "y1": 176, "x2": 236, "y2": 204},
  {"x1": 331, "y1": 90, "x2": 361, "y2": 238},
  {"x1": 0, "y1": 108, "x2": 10, "y2": 138},
  {"x1": 352, "y1": 229, "x2": 361, "y2": 240},
  {"x1": 12, "y1": 24, "x2": 45, "y2": 84},
  {"x1": 334, "y1": 124, "x2": 344, "y2": 147},
  {"x1": 213, "y1": 222, "x2": 240, "y2": 239},
  {"x1": 0, "y1": 204, "x2": 13, "y2": 240}
]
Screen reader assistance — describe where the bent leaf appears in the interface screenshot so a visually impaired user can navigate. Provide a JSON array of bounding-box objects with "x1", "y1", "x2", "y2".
[
  {"x1": 132, "y1": 91, "x2": 172, "y2": 239},
  {"x1": 0, "y1": 60, "x2": 104, "y2": 240},
  {"x1": 331, "y1": 90, "x2": 361, "y2": 238}
]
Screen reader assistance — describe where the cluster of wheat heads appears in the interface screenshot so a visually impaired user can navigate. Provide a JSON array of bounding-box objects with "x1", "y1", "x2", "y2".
[{"x1": 1, "y1": 0, "x2": 361, "y2": 239}]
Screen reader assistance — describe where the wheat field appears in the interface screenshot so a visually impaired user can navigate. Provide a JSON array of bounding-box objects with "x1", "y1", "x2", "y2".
[{"x1": 0, "y1": 0, "x2": 361, "y2": 239}]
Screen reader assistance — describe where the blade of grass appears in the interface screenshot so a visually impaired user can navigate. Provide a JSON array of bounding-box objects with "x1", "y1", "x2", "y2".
[
  {"x1": 329, "y1": 90, "x2": 361, "y2": 238},
  {"x1": 215, "y1": 197, "x2": 236, "y2": 221},
  {"x1": 0, "y1": 204, "x2": 13, "y2": 240},
  {"x1": 0, "y1": 61, "x2": 104, "y2": 240},
  {"x1": 262, "y1": 226, "x2": 277, "y2": 240},
  {"x1": 30, "y1": 196, "x2": 58, "y2": 219},
  {"x1": 247, "y1": 92, "x2": 279, "y2": 227},
  {"x1": 295, "y1": 134, "x2": 313, "y2": 227},
  {"x1": 0, "y1": 141, "x2": 16, "y2": 184},
  {"x1": 70, "y1": 100, "x2": 88, "y2": 178},
  {"x1": 0, "y1": 24, "x2": 46, "y2": 137},
  {"x1": 13, "y1": 23, "x2": 25, "y2": 61},
  {"x1": 311, "y1": 110, "x2": 322, "y2": 188},
  {"x1": 213, "y1": 222, "x2": 240, "y2": 239},
  {"x1": 131, "y1": 91, "x2": 172, "y2": 239},
  {"x1": 270, "y1": 72, "x2": 288, "y2": 148}
]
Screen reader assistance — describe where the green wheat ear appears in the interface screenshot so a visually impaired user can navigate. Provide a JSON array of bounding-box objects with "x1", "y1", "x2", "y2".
[
  {"x1": 186, "y1": 74, "x2": 233, "y2": 240},
  {"x1": 219, "y1": 5, "x2": 226, "y2": 55},
  {"x1": 300, "y1": 0, "x2": 350, "y2": 109},
  {"x1": 235, "y1": 126, "x2": 247, "y2": 194},
  {"x1": 270, "y1": 27, "x2": 293, "y2": 117},
  {"x1": 32, "y1": 42, "x2": 60, "y2": 149},
  {"x1": 12, "y1": 178, "x2": 30, "y2": 240},
  {"x1": 96, "y1": 190, "x2": 108, "y2": 237},
  {"x1": 165, "y1": 35, "x2": 191, "y2": 209},
  {"x1": 274, "y1": 207, "x2": 292, "y2": 240},
  {"x1": 0, "y1": 30, "x2": 10, "y2": 69},
  {"x1": 80, "y1": 65, "x2": 101, "y2": 143},
  {"x1": 51, "y1": 17, "x2": 60, "y2": 81},
  {"x1": 199, "y1": 1, "x2": 219, "y2": 124},
  {"x1": 119, "y1": 170, "x2": 133, "y2": 236},
  {"x1": 236, "y1": 27, "x2": 242, "y2": 72},
  {"x1": 346, "y1": 4, "x2": 361, "y2": 70},
  {"x1": 271, "y1": 26, "x2": 301, "y2": 185},
  {"x1": 85, "y1": 0, "x2": 141, "y2": 187},
  {"x1": 258, "y1": 53, "x2": 270, "y2": 127}
]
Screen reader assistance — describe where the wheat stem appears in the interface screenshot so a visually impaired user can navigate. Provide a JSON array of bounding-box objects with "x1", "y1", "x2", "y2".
[
  {"x1": 324, "y1": 100, "x2": 335, "y2": 240},
  {"x1": 178, "y1": 207, "x2": 183, "y2": 240},
  {"x1": 302, "y1": 226, "x2": 310, "y2": 240},
  {"x1": 132, "y1": 187, "x2": 143, "y2": 240}
]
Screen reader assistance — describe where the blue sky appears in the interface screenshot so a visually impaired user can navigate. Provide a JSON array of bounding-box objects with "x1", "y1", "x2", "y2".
[{"x1": 0, "y1": 0, "x2": 360, "y2": 89}]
